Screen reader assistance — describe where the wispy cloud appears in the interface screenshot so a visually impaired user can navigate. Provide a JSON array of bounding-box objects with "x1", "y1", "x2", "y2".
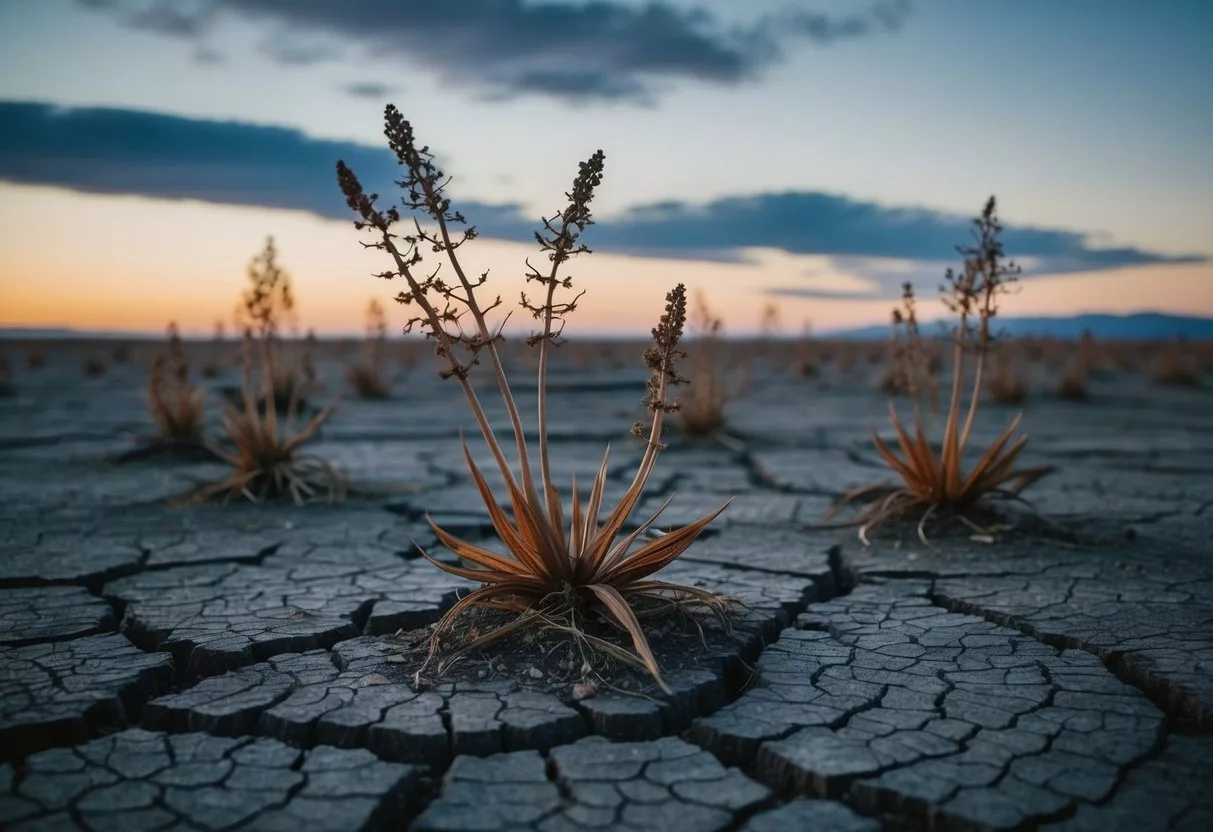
[
  {"x1": 1, "y1": 100, "x2": 1201, "y2": 285},
  {"x1": 76, "y1": 0, "x2": 913, "y2": 104}
]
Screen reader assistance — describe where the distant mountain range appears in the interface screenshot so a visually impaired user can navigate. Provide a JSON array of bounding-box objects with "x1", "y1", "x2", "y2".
[
  {"x1": 3, "y1": 313, "x2": 1212, "y2": 341},
  {"x1": 821, "y1": 313, "x2": 1213, "y2": 341}
]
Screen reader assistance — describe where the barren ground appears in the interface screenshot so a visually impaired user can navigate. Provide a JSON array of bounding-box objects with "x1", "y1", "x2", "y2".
[{"x1": 1, "y1": 338, "x2": 1210, "y2": 831}]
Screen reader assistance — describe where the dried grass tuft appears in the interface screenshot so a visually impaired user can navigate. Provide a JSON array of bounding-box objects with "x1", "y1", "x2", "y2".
[
  {"x1": 336, "y1": 107, "x2": 730, "y2": 690},
  {"x1": 1152, "y1": 340, "x2": 1199, "y2": 387},
  {"x1": 827, "y1": 197, "x2": 1051, "y2": 544},
  {"x1": 0, "y1": 353, "x2": 14, "y2": 397},
  {"x1": 987, "y1": 349, "x2": 1028, "y2": 405},
  {"x1": 679, "y1": 293, "x2": 735, "y2": 438},
  {"x1": 148, "y1": 322, "x2": 207, "y2": 443},
  {"x1": 346, "y1": 298, "x2": 393, "y2": 398},
  {"x1": 83, "y1": 357, "x2": 107, "y2": 378}
]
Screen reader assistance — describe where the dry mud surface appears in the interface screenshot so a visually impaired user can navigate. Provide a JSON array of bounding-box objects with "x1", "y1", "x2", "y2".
[{"x1": 1, "y1": 344, "x2": 1211, "y2": 831}]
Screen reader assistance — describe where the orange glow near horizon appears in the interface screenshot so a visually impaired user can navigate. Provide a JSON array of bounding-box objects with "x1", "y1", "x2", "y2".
[{"x1": 2, "y1": 184, "x2": 1211, "y2": 337}]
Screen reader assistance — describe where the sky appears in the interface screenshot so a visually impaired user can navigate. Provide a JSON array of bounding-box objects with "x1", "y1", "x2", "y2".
[{"x1": 0, "y1": 0, "x2": 1210, "y2": 336}]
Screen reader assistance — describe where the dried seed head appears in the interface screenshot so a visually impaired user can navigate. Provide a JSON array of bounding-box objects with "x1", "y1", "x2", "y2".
[{"x1": 643, "y1": 283, "x2": 690, "y2": 413}]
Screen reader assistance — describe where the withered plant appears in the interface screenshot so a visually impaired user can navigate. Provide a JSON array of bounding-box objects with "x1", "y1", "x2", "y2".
[
  {"x1": 147, "y1": 323, "x2": 207, "y2": 444},
  {"x1": 346, "y1": 298, "x2": 392, "y2": 398},
  {"x1": 828, "y1": 198, "x2": 1050, "y2": 544},
  {"x1": 336, "y1": 106, "x2": 730, "y2": 689},
  {"x1": 201, "y1": 320, "x2": 225, "y2": 379},
  {"x1": 1152, "y1": 339, "x2": 1198, "y2": 387},
  {"x1": 194, "y1": 332, "x2": 342, "y2": 505},
  {"x1": 1057, "y1": 333, "x2": 1093, "y2": 401},
  {"x1": 25, "y1": 346, "x2": 44, "y2": 370},
  {"x1": 794, "y1": 320, "x2": 819, "y2": 378},
  {"x1": 987, "y1": 347, "x2": 1028, "y2": 405},
  {"x1": 679, "y1": 293, "x2": 739, "y2": 439},
  {"x1": 878, "y1": 284, "x2": 940, "y2": 409},
  {"x1": 0, "y1": 352, "x2": 14, "y2": 397},
  {"x1": 236, "y1": 237, "x2": 315, "y2": 410},
  {"x1": 83, "y1": 356, "x2": 106, "y2": 377}
]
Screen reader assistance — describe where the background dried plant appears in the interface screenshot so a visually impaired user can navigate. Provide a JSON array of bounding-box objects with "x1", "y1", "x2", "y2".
[
  {"x1": 195, "y1": 333, "x2": 342, "y2": 505},
  {"x1": 878, "y1": 284, "x2": 940, "y2": 409},
  {"x1": 1056, "y1": 336, "x2": 1092, "y2": 402},
  {"x1": 232, "y1": 237, "x2": 317, "y2": 410},
  {"x1": 25, "y1": 347, "x2": 44, "y2": 370},
  {"x1": 346, "y1": 298, "x2": 392, "y2": 398},
  {"x1": 147, "y1": 322, "x2": 207, "y2": 443},
  {"x1": 679, "y1": 293, "x2": 742, "y2": 439},
  {"x1": 201, "y1": 320, "x2": 225, "y2": 379},
  {"x1": 0, "y1": 353, "x2": 14, "y2": 397},
  {"x1": 793, "y1": 321, "x2": 820, "y2": 378},
  {"x1": 83, "y1": 356, "x2": 106, "y2": 378},
  {"x1": 337, "y1": 106, "x2": 729, "y2": 689},
  {"x1": 828, "y1": 198, "x2": 1051, "y2": 543},
  {"x1": 987, "y1": 348, "x2": 1028, "y2": 405},
  {"x1": 1152, "y1": 339, "x2": 1199, "y2": 387}
]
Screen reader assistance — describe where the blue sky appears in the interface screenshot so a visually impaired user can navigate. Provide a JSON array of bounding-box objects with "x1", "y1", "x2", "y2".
[{"x1": 0, "y1": 0, "x2": 1210, "y2": 334}]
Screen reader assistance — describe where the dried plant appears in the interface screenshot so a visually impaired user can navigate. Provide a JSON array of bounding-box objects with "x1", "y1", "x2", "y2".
[
  {"x1": 828, "y1": 198, "x2": 1050, "y2": 544},
  {"x1": 679, "y1": 293, "x2": 734, "y2": 438},
  {"x1": 83, "y1": 356, "x2": 106, "y2": 377},
  {"x1": 1056, "y1": 363, "x2": 1089, "y2": 401},
  {"x1": 234, "y1": 239, "x2": 316, "y2": 411},
  {"x1": 987, "y1": 348, "x2": 1028, "y2": 405},
  {"x1": 201, "y1": 320, "x2": 225, "y2": 378},
  {"x1": 25, "y1": 347, "x2": 44, "y2": 370},
  {"x1": 792, "y1": 320, "x2": 819, "y2": 378},
  {"x1": 195, "y1": 333, "x2": 342, "y2": 505},
  {"x1": 336, "y1": 106, "x2": 730, "y2": 689},
  {"x1": 1057, "y1": 334, "x2": 1093, "y2": 401},
  {"x1": 0, "y1": 353, "x2": 14, "y2": 397},
  {"x1": 1152, "y1": 339, "x2": 1199, "y2": 387},
  {"x1": 112, "y1": 344, "x2": 132, "y2": 364},
  {"x1": 147, "y1": 323, "x2": 207, "y2": 443},
  {"x1": 878, "y1": 284, "x2": 940, "y2": 409},
  {"x1": 346, "y1": 298, "x2": 392, "y2": 398}
]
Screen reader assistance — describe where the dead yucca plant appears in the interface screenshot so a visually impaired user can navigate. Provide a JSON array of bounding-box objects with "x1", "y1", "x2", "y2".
[
  {"x1": 346, "y1": 298, "x2": 392, "y2": 398},
  {"x1": 828, "y1": 198, "x2": 1050, "y2": 544},
  {"x1": 336, "y1": 106, "x2": 730, "y2": 690},
  {"x1": 147, "y1": 322, "x2": 207, "y2": 444},
  {"x1": 194, "y1": 333, "x2": 342, "y2": 505}
]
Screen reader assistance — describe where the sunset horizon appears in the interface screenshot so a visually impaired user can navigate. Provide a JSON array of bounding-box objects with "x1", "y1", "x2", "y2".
[{"x1": 2, "y1": 0, "x2": 1211, "y2": 336}]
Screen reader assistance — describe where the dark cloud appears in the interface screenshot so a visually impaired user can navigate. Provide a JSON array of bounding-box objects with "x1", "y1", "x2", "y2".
[
  {"x1": 193, "y1": 45, "x2": 224, "y2": 65},
  {"x1": 0, "y1": 100, "x2": 529, "y2": 241},
  {"x1": 0, "y1": 101, "x2": 1200, "y2": 285},
  {"x1": 342, "y1": 82, "x2": 400, "y2": 100},
  {"x1": 123, "y1": 0, "x2": 217, "y2": 38},
  {"x1": 77, "y1": 0, "x2": 912, "y2": 103},
  {"x1": 590, "y1": 193, "x2": 1205, "y2": 291}
]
